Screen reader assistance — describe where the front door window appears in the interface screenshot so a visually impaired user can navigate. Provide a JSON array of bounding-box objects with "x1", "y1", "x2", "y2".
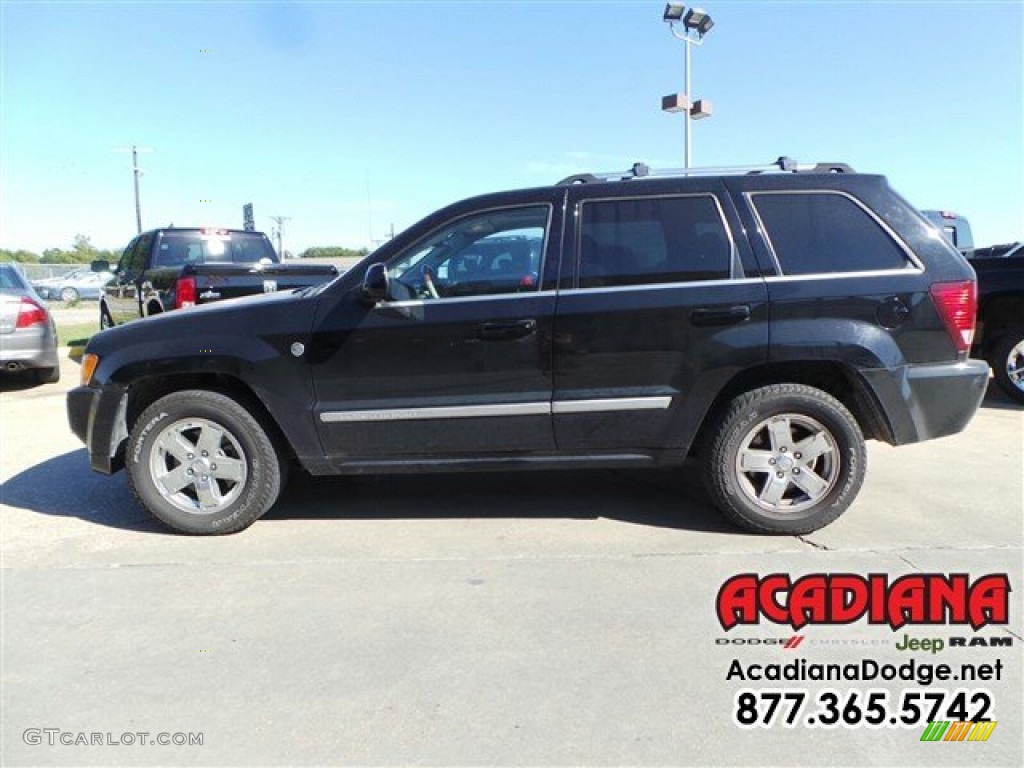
[{"x1": 387, "y1": 206, "x2": 549, "y2": 300}]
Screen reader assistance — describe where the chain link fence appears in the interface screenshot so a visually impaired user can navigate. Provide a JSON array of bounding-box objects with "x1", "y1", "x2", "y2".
[{"x1": 16, "y1": 264, "x2": 88, "y2": 283}]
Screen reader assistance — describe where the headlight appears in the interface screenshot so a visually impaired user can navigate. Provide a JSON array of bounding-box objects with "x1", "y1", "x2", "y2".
[{"x1": 80, "y1": 353, "x2": 100, "y2": 387}]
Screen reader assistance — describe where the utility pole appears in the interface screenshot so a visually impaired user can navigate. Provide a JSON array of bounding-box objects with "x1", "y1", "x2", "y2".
[
  {"x1": 114, "y1": 145, "x2": 153, "y2": 233},
  {"x1": 268, "y1": 215, "x2": 291, "y2": 259}
]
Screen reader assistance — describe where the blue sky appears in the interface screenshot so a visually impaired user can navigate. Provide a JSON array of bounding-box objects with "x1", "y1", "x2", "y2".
[{"x1": 2, "y1": 0, "x2": 1021, "y2": 254}]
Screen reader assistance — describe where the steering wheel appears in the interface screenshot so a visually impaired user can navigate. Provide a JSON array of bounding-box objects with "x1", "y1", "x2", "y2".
[{"x1": 422, "y1": 267, "x2": 440, "y2": 300}]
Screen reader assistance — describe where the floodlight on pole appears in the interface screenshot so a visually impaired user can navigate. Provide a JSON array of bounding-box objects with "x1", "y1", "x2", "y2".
[
  {"x1": 663, "y1": 3, "x2": 686, "y2": 22},
  {"x1": 683, "y1": 7, "x2": 714, "y2": 35},
  {"x1": 660, "y1": 5, "x2": 715, "y2": 168}
]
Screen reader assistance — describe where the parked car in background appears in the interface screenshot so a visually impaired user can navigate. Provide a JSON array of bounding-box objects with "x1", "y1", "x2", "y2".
[
  {"x1": 922, "y1": 209, "x2": 974, "y2": 253},
  {"x1": 37, "y1": 270, "x2": 114, "y2": 302},
  {"x1": 95, "y1": 228, "x2": 338, "y2": 329},
  {"x1": 31, "y1": 267, "x2": 88, "y2": 299},
  {"x1": 0, "y1": 263, "x2": 60, "y2": 384}
]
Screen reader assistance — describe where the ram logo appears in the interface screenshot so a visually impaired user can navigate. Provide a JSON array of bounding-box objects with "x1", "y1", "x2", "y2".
[{"x1": 263, "y1": 280, "x2": 278, "y2": 293}]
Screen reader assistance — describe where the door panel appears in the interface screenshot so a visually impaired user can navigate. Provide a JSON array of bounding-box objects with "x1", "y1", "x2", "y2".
[
  {"x1": 552, "y1": 183, "x2": 769, "y2": 452},
  {"x1": 105, "y1": 235, "x2": 149, "y2": 324},
  {"x1": 310, "y1": 195, "x2": 565, "y2": 460},
  {"x1": 312, "y1": 293, "x2": 557, "y2": 458}
]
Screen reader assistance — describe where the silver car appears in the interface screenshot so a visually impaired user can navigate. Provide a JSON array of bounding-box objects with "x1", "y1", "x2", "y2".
[
  {"x1": 36, "y1": 269, "x2": 113, "y2": 302},
  {"x1": 1, "y1": 263, "x2": 60, "y2": 384}
]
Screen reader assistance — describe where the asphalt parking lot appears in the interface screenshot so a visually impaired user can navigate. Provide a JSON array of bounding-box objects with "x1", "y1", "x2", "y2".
[{"x1": 2, "y1": 352, "x2": 1022, "y2": 767}]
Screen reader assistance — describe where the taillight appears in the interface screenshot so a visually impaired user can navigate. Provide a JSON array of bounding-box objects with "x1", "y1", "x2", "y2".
[
  {"x1": 929, "y1": 280, "x2": 976, "y2": 354},
  {"x1": 15, "y1": 297, "x2": 48, "y2": 329},
  {"x1": 175, "y1": 276, "x2": 197, "y2": 309}
]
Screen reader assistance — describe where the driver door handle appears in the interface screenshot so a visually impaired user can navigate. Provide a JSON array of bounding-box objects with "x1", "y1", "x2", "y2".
[
  {"x1": 477, "y1": 319, "x2": 537, "y2": 341},
  {"x1": 690, "y1": 305, "x2": 751, "y2": 326}
]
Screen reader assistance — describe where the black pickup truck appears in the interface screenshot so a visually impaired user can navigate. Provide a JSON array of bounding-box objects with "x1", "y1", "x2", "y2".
[
  {"x1": 95, "y1": 228, "x2": 337, "y2": 329},
  {"x1": 969, "y1": 245, "x2": 1024, "y2": 403}
]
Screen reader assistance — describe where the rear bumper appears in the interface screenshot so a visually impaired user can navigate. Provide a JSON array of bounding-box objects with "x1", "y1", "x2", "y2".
[
  {"x1": 67, "y1": 383, "x2": 128, "y2": 474},
  {"x1": 0, "y1": 325, "x2": 59, "y2": 370},
  {"x1": 861, "y1": 358, "x2": 990, "y2": 445}
]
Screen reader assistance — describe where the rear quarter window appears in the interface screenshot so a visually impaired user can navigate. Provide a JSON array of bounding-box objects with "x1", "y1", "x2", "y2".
[
  {"x1": 752, "y1": 191, "x2": 911, "y2": 275},
  {"x1": 0, "y1": 264, "x2": 28, "y2": 292}
]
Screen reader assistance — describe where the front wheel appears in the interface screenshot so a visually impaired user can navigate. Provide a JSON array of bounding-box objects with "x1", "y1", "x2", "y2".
[
  {"x1": 989, "y1": 330, "x2": 1024, "y2": 404},
  {"x1": 60, "y1": 287, "x2": 79, "y2": 303},
  {"x1": 127, "y1": 390, "x2": 283, "y2": 534},
  {"x1": 704, "y1": 384, "x2": 866, "y2": 534}
]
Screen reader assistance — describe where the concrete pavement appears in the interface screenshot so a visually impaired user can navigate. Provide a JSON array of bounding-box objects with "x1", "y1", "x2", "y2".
[{"x1": 2, "y1": 352, "x2": 1021, "y2": 766}]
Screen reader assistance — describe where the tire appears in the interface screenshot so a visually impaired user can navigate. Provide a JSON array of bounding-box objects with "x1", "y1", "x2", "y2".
[
  {"x1": 100, "y1": 304, "x2": 115, "y2": 330},
  {"x1": 704, "y1": 384, "x2": 866, "y2": 534},
  {"x1": 34, "y1": 365, "x2": 60, "y2": 385},
  {"x1": 60, "y1": 287, "x2": 79, "y2": 303},
  {"x1": 989, "y1": 330, "x2": 1024, "y2": 404},
  {"x1": 126, "y1": 390, "x2": 283, "y2": 534}
]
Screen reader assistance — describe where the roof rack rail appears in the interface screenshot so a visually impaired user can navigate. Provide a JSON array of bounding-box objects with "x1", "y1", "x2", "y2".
[{"x1": 556, "y1": 157, "x2": 855, "y2": 185}]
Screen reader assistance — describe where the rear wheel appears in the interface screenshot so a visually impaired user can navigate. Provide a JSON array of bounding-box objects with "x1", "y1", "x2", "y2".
[
  {"x1": 989, "y1": 330, "x2": 1024, "y2": 404},
  {"x1": 127, "y1": 390, "x2": 283, "y2": 534},
  {"x1": 704, "y1": 384, "x2": 866, "y2": 534},
  {"x1": 60, "y1": 287, "x2": 79, "y2": 303}
]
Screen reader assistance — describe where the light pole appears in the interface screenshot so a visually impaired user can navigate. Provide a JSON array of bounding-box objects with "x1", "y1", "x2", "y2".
[{"x1": 661, "y1": 4, "x2": 715, "y2": 167}]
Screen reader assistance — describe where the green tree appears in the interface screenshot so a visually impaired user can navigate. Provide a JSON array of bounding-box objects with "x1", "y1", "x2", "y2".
[
  {"x1": 38, "y1": 234, "x2": 109, "y2": 264},
  {"x1": 0, "y1": 249, "x2": 40, "y2": 263},
  {"x1": 40, "y1": 247, "x2": 74, "y2": 264},
  {"x1": 71, "y1": 234, "x2": 99, "y2": 261},
  {"x1": 299, "y1": 246, "x2": 369, "y2": 260}
]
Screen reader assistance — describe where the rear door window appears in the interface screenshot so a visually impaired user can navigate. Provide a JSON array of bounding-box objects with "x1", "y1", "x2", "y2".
[
  {"x1": 577, "y1": 195, "x2": 733, "y2": 288},
  {"x1": 752, "y1": 191, "x2": 911, "y2": 275}
]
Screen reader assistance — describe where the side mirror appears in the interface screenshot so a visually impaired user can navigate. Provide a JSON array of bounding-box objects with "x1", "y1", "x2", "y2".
[
  {"x1": 362, "y1": 263, "x2": 389, "y2": 303},
  {"x1": 91, "y1": 259, "x2": 112, "y2": 273}
]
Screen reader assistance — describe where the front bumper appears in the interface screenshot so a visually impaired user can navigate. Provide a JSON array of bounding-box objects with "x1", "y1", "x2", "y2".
[
  {"x1": 67, "y1": 383, "x2": 129, "y2": 474},
  {"x1": 861, "y1": 358, "x2": 990, "y2": 445}
]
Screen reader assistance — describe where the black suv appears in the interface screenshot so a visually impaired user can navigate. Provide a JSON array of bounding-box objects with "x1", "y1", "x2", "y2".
[{"x1": 68, "y1": 157, "x2": 988, "y2": 535}]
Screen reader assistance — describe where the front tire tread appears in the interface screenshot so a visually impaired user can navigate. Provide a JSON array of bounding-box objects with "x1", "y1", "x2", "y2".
[{"x1": 126, "y1": 390, "x2": 282, "y2": 534}]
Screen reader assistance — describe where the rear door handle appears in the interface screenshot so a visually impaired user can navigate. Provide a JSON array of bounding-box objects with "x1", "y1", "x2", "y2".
[
  {"x1": 477, "y1": 319, "x2": 537, "y2": 341},
  {"x1": 690, "y1": 305, "x2": 751, "y2": 326}
]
